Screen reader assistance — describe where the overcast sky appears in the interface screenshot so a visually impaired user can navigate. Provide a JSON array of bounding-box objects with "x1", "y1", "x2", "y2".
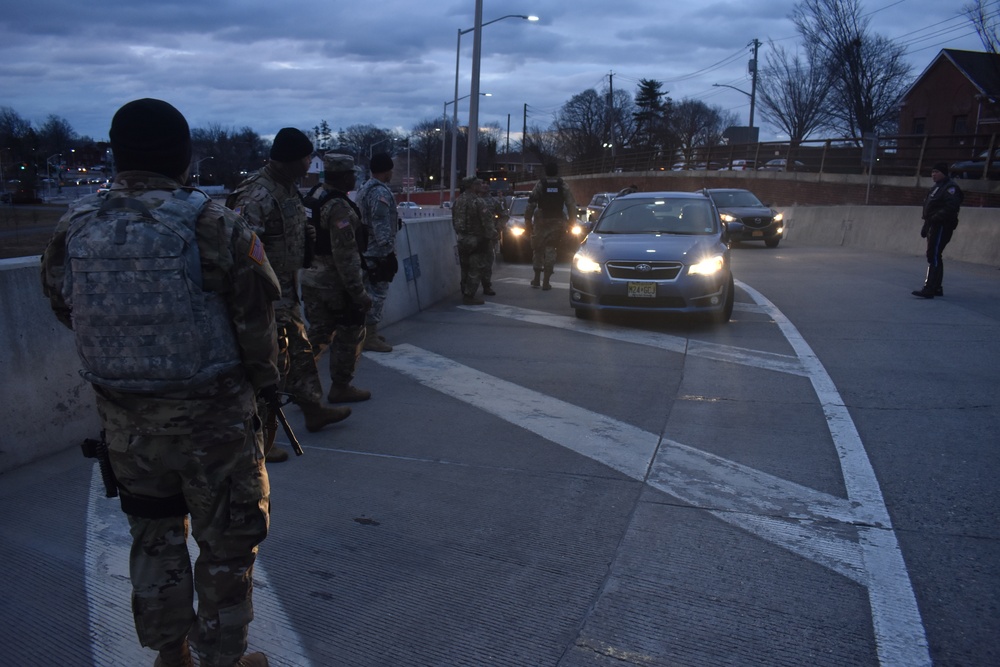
[{"x1": 0, "y1": 0, "x2": 985, "y2": 145}]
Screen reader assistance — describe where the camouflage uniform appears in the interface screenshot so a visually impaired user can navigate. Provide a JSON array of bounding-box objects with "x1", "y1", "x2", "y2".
[
  {"x1": 481, "y1": 195, "x2": 506, "y2": 292},
  {"x1": 229, "y1": 164, "x2": 324, "y2": 409},
  {"x1": 452, "y1": 180, "x2": 497, "y2": 301},
  {"x1": 525, "y1": 175, "x2": 577, "y2": 289},
  {"x1": 356, "y1": 175, "x2": 399, "y2": 326},
  {"x1": 301, "y1": 185, "x2": 371, "y2": 388},
  {"x1": 41, "y1": 171, "x2": 279, "y2": 667}
]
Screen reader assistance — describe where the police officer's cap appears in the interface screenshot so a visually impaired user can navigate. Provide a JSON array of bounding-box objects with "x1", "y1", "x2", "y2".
[{"x1": 323, "y1": 152, "x2": 355, "y2": 172}]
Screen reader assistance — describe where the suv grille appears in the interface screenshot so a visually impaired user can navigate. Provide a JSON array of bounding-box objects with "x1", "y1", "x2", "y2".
[
  {"x1": 606, "y1": 261, "x2": 683, "y2": 281},
  {"x1": 740, "y1": 215, "x2": 773, "y2": 229}
]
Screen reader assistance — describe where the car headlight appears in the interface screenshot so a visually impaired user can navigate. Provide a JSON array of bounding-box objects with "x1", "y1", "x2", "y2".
[
  {"x1": 772, "y1": 211, "x2": 784, "y2": 222},
  {"x1": 568, "y1": 223, "x2": 584, "y2": 236},
  {"x1": 508, "y1": 226, "x2": 526, "y2": 237},
  {"x1": 720, "y1": 213, "x2": 738, "y2": 223},
  {"x1": 688, "y1": 255, "x2": 725, "y2": 276},
  {"x1": 574, "y1": 254, "x2": 602, "y2": 273}
]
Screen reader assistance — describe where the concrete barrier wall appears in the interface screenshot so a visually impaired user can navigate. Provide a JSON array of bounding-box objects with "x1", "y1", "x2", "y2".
[
  {"x1": 0, "y1": 256, "x2": 102, "y2": 472},
  {"x1": 1, "y1": 206, "x2": 995, "y2": 473},
  {"x1": 779, "y1": 205, "x2": 1000, "y2": 265},
  {"x1": 0, "y1": 216, "x2": 459, "y2": 474}
]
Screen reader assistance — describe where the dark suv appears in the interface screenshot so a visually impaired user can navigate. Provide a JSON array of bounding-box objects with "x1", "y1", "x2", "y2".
[{"x1": 699, "y1": 188, "x2": 784, "y2": 248}]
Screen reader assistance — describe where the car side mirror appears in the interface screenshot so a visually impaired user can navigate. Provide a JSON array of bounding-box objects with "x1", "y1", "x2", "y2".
[{"x1": 723, "y1": 221, "x2": 744, "y2": 242}]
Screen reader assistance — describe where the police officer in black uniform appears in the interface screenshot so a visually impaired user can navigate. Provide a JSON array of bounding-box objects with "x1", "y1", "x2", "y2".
[{"x1": 912, "y1": 162, "x2": 963, "y2": 299}]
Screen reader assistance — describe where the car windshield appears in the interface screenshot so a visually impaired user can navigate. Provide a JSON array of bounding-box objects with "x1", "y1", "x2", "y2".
[
  {"x1": 509, "y1": 198, "x2": 529, "y2": 215},
  {"x1": 595, "y1": 198, "x2": 717, "y2": 235},
  {"x1": 710, "y1": 190, "x2": 763, "y2": 208}
]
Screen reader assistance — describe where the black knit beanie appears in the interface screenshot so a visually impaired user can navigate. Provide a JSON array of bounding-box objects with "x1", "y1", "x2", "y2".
[
  {"x1": 110, "y1": 99, "x2": 192, "y2": 177},
  {"x1": 270, "y1": 128, "x2": 314, "y2": 162},
  {"x1": 931, "y1": 162, "x2": 949, "y2": 176},
  {"x1": 370, "y1": 152, "x2": 394, "y2": 174}
]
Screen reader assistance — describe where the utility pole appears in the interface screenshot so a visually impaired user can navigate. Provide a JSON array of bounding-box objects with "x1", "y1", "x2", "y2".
[
  {"x1": 749, "y1": 39, "x2": 760, "y2": 130},
  {"x1": 522, "y1": 103, "x2": 527, "y2": 177},
  {"x1": 608, "y1": 72, "x2": 615, "y2": 169}
]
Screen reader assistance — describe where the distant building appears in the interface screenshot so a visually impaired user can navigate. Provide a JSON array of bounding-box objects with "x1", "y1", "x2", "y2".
[{"x1": 898, "y1": 48, "x2": 1000, "y2": 139}]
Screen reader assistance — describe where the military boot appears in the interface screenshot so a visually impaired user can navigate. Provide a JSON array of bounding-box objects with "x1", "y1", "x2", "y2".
[
  {"x1": 153, "y1": 638, "x2": 193, "y2": 667},
  {"x1": 482, "y1": 282, "x2": 496, "y2": 296},
  {"x1": 530, "y1": 269, "x2": 541, "y2": 288},
  {"x1": 264, "y1": 446, "x2": 289, "y2": 463},
  {"x1": 328, "y1": 384, "x2": 372, "y2": 403},
  {"x1": 363, "y1": 325, "x2": 392, "y2": 353},
  {"x1": 301, "y1": 402, "x2": 351, "y2": 432},
  {"x1": 541, "y1": 267, "x2": 554, "y2": 291}
]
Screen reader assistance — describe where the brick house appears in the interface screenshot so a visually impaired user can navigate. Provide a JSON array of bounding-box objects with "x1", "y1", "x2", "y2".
[{"x1": 898, "y1": 48, "x2": 1000, "y2": 160}]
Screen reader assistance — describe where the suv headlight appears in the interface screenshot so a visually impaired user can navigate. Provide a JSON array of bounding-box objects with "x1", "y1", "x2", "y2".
[
  {"x1": 720, "y1": 213, "x2": 738, "y2": 223},
  {"x1": 574, "y1": 254, "x2": 602, "y2": 273},
  {"x1": 688, "y1": 255, "x2": 725, "y2": 276}
]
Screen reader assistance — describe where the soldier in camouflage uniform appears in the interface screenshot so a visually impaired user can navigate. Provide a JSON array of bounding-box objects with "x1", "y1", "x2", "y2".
[
  {"x1": 452, "y1": 177, "x2": 497, "y2": 305},
  {"x1": 40, "y1": 99, "x2": 274, "y2": 667},
  {"x1": 228, "y1": 128, "x2": 349, "y2": 461},
  {"x1": 301, "y1": 153, "x2": 373, "y2": 403},
  {"x1": 525, "y1": 162, "x2": 577, "y2": 290},
  {"x1": 356, "y1": 152, "x2": 399, "y2": 352},
  {"x1": 480, "y1": 192, "x2": 507, "y2": 295}
]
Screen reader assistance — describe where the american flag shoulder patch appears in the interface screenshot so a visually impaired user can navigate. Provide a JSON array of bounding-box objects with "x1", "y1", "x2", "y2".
[
  {"x1": 248, "y1": 233, "x2": 266, "y2": 265},
  {"x1": 336, "y1": 219, "x2": 351, "y2": 229}
]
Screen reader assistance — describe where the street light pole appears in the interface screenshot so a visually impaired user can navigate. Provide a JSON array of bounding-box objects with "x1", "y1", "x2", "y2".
[
  {"x1": 452, "y1": 12, "x2": 538, "y2": 195},
  {"x1": 194, "y1": 156, "x2": 213, "y2": 186},
  {"x1": 446, "y1": 94, "x2": 490, "y2": 206},
  {"x1": 466, "y1": 0, "x2": 485, "y2": 179},
  {"x1": 440, "y1": 102, "x2": 448, "y2": 206}
]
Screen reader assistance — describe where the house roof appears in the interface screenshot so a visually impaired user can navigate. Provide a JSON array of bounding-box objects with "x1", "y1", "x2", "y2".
[{"x1": 903, "y1": 48, "x2": 1000, "y2": 102}]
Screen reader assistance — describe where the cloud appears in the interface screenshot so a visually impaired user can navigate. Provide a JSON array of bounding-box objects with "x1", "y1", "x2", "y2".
[{"x1": 0, "y1": 0, "x2": 982, "y2": 141}]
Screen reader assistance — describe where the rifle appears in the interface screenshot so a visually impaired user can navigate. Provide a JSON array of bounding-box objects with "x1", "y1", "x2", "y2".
[
  {"x1": 81, "y1": 431, "x2": 118, "y2": 498},
  {"x1": 261, "y1": 387, "x2": 304, "y2": 456}
]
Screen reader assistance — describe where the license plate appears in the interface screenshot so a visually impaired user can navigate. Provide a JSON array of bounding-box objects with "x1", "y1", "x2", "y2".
[
  {"x1": 628, "y1": 282, "x2": 656, "y2": 298},
  {"x1": 752, "y1": 230, "x2": 764, "y2": 237}
]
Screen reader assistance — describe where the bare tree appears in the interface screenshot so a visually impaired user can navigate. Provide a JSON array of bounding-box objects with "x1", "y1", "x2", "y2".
[
  {"x1": 757, "y1": 41, "x2": 835, "y2": 143},
  {"x1": 407, "y1": 119, "x2": 444, "y2": 189},
  {"x1": 791, "y1": 0, "x2": 911, "y2": 138},
  {"x1": 191, "y1": 124, "x2": 268, "y2": 188},
  {"x1": 522, "y1": 123, "x2": 560, "y2": 169},
  {"x1": 964, "y1": 0, "x2": 1000, "y2": 53},
  {"x1": 336, "y1": 124, "x2": 395, "y2": 169},
  {"x1": 669, "y1": 99, "x2": 735, "y2": 164},
  {"x1": 553, "y1": 89, "x2": 609, "y2": 164}
]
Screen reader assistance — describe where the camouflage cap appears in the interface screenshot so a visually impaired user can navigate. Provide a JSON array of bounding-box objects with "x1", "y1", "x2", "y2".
[
  {"x1": 323, "y1": 152, "x2": 355, "y2": 172},
  {"x1": 461, "y1": 176, "x2": 481, "y2": 190}
]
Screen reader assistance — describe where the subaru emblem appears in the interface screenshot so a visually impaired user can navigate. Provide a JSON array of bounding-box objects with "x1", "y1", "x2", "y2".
[{"x1": 636, "y1": 263, "x2": 652, "y2": 272}]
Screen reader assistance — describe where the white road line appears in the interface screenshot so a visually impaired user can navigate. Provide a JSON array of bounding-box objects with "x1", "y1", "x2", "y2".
[
  {"x1": 736, "y1": 280, "x2": 930, "y2": 667},
  {"x1": 371, "y1": 345, "x2": 872, "y2": 578},
  {"x1": 85, "y1": 466, "x2": 312, "y2": 666}
]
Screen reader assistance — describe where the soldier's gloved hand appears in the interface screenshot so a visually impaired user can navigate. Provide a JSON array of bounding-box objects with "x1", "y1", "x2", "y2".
[
  {"x1": 920, "y1": 224, "x2": 929, "y2": 238},
  {"x1": 259, "y1": 384, "x2": 280, "y2": 405},
  {"x1": 357, "y1": 293, "x2": 374, "y2": 313}
]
